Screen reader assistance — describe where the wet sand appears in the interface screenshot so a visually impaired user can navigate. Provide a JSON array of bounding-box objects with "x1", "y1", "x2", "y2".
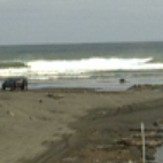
[{"x1": 0, "y1": 88, "x2": 163, "y2": 163}]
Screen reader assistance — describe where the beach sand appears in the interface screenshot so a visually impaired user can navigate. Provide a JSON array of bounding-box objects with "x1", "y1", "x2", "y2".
[{"x1": 0, "y1": 88, "x2": 163, "y2": 163}]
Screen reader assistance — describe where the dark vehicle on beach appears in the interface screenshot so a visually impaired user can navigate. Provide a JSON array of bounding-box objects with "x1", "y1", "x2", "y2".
[{"x1": 2, "y1": 77, "x2": 28, "y2": 90}]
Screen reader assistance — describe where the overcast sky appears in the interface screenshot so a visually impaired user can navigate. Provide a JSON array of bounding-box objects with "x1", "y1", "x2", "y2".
[{"x1": 0, "y1": 0, "x2": 163, "y2": 45}]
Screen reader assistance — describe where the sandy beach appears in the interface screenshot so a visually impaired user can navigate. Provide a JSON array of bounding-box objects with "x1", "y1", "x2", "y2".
[{"x1": 0, "y1": 88, "x2": 163, "y2": 163}]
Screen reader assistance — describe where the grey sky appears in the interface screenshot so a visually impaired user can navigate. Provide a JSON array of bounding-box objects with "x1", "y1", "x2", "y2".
[{"x1": 0, "y1": 0, "x2": 163, "y2": 45}]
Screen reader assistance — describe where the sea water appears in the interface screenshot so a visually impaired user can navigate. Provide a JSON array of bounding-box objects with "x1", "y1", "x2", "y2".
[{"x1": 1, "y1": 42, "x2": 163, "y2": 90}]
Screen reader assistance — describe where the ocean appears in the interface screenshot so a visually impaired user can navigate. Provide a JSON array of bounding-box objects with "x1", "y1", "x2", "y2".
[{"x1": 1, "y1": 42, "x2": 163, "y2": 91}]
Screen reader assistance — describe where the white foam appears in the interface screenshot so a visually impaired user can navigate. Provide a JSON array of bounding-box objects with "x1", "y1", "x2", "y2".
[
  {"x1": 0, "y1": 57, "x2": 163, "y2": 80},
  {"x1": 27, "y1": 57, "x2": 154, "y2": 72}
]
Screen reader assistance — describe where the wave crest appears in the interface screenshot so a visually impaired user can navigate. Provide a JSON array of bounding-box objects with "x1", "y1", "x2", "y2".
[
  {"x1": 0, "y1": 57, "x2": 163, "y2": 80},
  {"x1": 27, "y1": 57, "x2": 154, "y2": 72}
]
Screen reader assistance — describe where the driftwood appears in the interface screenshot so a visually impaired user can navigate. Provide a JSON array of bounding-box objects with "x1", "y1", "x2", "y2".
[
  {"x1": 131, "y1": 140, "x2": 162, "y2": 147},
  {"x1": 129, "y1": 128, "x2": 163, "y2": 132},
  {"x1": 132, "y1": 132, "x2": 163, "y2": 138},
  {"x1": 46, "y1": 94, "x2": 64, "y2": 100},
  {"x1": 116, "y1": 138, "x2": 162, "y2": 147},
  {"x1": 96, "y1": 145, "x2": 112, "y2": 151}
]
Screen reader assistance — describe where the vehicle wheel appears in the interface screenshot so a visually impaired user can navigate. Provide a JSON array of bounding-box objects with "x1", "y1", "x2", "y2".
[
  {"x1": 2, "y1": 86, "x2": 5, "y2": 90},
  {"x1": 21, "y1": 83, "x2": 25, "y2": 90},
  {"x1": 21, "y1": 86, "x2": 24, "y2": 90}
]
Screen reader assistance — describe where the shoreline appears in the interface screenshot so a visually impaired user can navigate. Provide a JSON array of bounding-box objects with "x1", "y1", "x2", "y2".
[{"x1": 0, "y1": 88, "x2": 163, "y2": 163}]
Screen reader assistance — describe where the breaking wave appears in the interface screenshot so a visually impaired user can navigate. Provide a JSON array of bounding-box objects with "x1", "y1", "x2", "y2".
[{"x1": 0, "y1": 57, "x2": 163, "y2": 80}]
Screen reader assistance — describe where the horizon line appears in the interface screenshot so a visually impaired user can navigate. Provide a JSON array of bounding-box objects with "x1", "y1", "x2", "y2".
[{"x1": 0, "y1": 40, "x2": 163, "y2": 47}]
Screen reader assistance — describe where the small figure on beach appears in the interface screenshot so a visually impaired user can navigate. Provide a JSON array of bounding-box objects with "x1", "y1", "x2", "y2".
[{"x1": 119, "y1": 78, "x2": 126, "y2": 84}]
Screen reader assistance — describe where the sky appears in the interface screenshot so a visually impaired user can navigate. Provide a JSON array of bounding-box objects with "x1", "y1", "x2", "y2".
[{"x1": 0, "y1": 0, "x2": 163, "y2": 45}]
